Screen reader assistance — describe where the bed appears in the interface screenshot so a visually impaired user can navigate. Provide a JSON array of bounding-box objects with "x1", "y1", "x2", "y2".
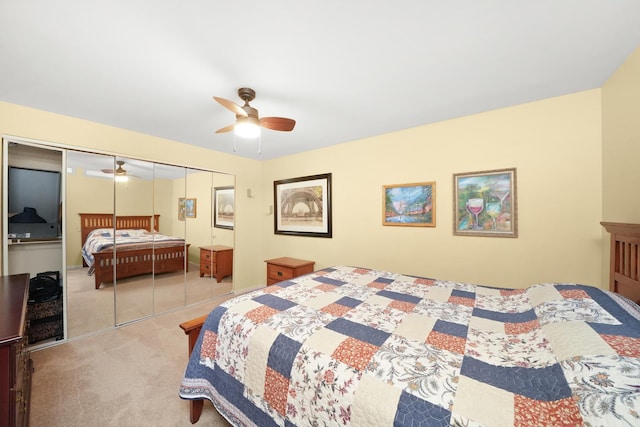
[
  {"x1": 80, "y1": 213, "x2": 190, "y2": 289},
  {"x1": 178, "y1": 223, "x2": 640, "y2": 426}
]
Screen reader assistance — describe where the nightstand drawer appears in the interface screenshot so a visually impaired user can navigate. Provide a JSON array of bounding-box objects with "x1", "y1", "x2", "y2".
[
  {"x1": 201, "y1": 251, "x2": 213, "y2": 263},
  {"x1": 265, "y1": 257, "x2": 315, "y2": 285},
  {"x1": 200, "y1": 262, "x2": 212, "y2": 274},
  {"x1": 267, "y1": 264, "x2": 294, "y2": 282}
]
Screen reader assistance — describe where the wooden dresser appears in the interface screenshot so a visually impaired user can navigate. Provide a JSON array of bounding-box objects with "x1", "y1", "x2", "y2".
[
  {"x1": 199, "y1": 245, "x2": 233, "y2": 283},
  {"x1": 0, "y1": 273, "x2": 32, "y2": 427},
  {"x1": 265, "y1": 257, "x2": 315, "y2": 285}
]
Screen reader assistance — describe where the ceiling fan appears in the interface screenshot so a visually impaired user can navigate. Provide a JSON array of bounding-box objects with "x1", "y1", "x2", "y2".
[
  {"x1": 101, "y1": 160, "x2": 138, "y2": 180},
  {"x1": 213, "y1": 88, "x2": 296, "y2": 138}
]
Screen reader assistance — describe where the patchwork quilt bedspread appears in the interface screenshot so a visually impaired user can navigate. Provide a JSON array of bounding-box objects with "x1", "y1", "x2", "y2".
[
  {"x1": 81, "y1": 228, "x2": 185, "y2": 273},
  {"x1": 179, "y1": 266, "x2": 640, "y2": 426}
]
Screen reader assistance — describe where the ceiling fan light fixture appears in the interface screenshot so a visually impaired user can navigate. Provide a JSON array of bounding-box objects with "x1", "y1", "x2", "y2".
[
  {"x1": 234, "y1": 116, "x2": 260, "y2": 138},
  {"x1": 115, "y1": 174, "x2": 129, "y2": 183}
]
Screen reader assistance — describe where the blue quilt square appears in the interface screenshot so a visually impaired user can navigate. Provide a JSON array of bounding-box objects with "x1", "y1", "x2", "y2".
[
  {"x1": 267, "y1": 334, "x2": 303, "y2": 378},
  {"x1": 335, "y1": 296, "x2": 362, "y2": 308},
  {"x1": 433, "y1": 319, "x2": 468, "y2": 338},
  {"x1": 211, "y1": 367, "x2": 279, "y2": 427},
  {"x1": 326, "y1": 318, "x2": 390, "y2": 346},
  {"x1": 377, "y1": 289, "x2": 422, "y2": 304},
  {"x1": 460, "y1": 357, "x2": 572, "y2": 401},
  {"x1": 254, "y1": 294, "x2": 297, "y2": 311},
  {"x1": 374, "y1": 277, "x2": 395, "y2": 284},
  {"x1": 315, "y1": 276, "x2": 347, "y2": 286},
  {"x1": 451, "y1": 289, "x2": 476, "y2": 300},
  {"x1": 395, "y1": 390, "x2": 451, "y2": 427},
  {"x1": 205, "y1": 305, "x2": 227, "y2": 334},
  {"x1": 274, "y1": 280, "x2": 297, "y2": 288}
]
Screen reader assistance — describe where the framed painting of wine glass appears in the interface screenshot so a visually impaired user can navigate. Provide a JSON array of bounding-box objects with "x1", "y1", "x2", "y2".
[{"x1": 453, "y1": 168, "x2": 517, "y2": 237}]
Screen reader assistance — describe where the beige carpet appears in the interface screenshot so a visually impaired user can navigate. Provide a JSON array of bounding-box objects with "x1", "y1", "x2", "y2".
[
  {"x1": 66, "y1": 263, "x2": 232, "y2": 339},
  {"x1": 30, "y1": 297, "x2": 235, "y2": 426}
]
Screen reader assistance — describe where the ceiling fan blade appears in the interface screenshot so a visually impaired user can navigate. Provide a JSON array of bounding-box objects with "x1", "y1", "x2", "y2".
[
  {"x1": 215, "y1": 123, "x2": 236, "y2": 134},
  {"x1": 213, "y1": 96, "x2": 248, "y2": 117},
  {"x1": 260, "y1": 117, "x2": 296, "y2": 132},
  {"x1": 101, "y1": 168, "x2": 116, "y2": 174}
]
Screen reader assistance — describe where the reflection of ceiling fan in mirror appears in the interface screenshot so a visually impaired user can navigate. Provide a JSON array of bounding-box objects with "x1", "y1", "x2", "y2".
[{"x1": 101, "y1": 160, "x2": 139, "y2": 180}]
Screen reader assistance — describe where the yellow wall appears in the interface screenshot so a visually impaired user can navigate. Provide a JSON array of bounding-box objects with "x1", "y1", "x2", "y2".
[
  {"x1": 5, "y1": 46, "x2": 640, "y2": 292},
  {"x1": 601, "y1": 45, "x2": 640, "y2": 284},
  {"x1": 263, "y1": 90, "x2": 604, "y2": 289},
  {"x1": 0, "y1": 102, "x2": 265, "y2": 290}
]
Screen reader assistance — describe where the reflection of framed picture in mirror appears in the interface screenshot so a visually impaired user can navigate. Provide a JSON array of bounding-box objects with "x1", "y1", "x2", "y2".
[
  {"x1": 178, "y1": 198, "x2": 197, "y2": 221},
  {"x1": 274, "y1": 173, "x2": 332, "y2": 238},
  {"x1": 453, "y1": 168, "x2": 517, "y2": 237},
  {"x1": 214, "y1": 186, "x2": 234, "y2": 229}
]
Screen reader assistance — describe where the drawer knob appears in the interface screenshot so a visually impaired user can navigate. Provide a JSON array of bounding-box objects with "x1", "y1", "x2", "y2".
[{"x1": 277, "y1": 271, "x2": 283, "y2": 276}]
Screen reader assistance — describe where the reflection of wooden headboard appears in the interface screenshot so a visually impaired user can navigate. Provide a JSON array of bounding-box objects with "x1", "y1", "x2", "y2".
[
  {"x1": 601, "y1": 222, "x2": 640, "y2": 304},
  {"x1": 79, "y1": 213, "x2": 160, "y2": 245}
]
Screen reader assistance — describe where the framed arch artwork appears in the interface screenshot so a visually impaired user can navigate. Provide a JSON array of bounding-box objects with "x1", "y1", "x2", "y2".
[
  {"x1": 213, "y1": 186, "x2": 234, "y2": 230},
  {"x1": 274, "y1": 173, "x2": 332, "y2": 238}
]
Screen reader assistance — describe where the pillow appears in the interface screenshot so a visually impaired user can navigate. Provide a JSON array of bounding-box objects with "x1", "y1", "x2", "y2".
[{"x1": 88, "y1": 228, "x2": 112, "y2": 238}]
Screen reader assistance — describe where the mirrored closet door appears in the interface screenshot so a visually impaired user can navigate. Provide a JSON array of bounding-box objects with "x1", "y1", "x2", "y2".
[
  {"x1": 66, "y1": 151, "x2": 117, "y2": 338},
  {"x1": 152, "y1": 162, "x2": 187, "y2": 315},
  {"x1": 64, "y1": 151, "x2": 234, "y2": 338},
  {"x1": 113, "y1": 157, "x2": 156, "y2": 325},
  {"x1": 5, "y1": 141, "x2": 235, "y2": 343}
]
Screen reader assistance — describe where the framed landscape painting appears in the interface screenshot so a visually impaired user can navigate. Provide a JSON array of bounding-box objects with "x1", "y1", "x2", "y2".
[
  {"x1": 178, "y1": 198, "x2": 197, "y2": 220},
  {"x1": 453, "y1": 168, "x2": 517, "y2": 237},
  {"x1": 383, "y1": 182, "x2": 436, "y2": 227},
  {"x1": 274, "y1": 173, "x2": 332, "y2": 238}
]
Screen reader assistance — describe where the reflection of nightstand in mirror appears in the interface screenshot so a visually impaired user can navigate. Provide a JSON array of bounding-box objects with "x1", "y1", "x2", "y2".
[
  {"x1": 265, "y1": 257, "x2": 315, "y2": 285},
  {"x1": 200, "y1": 246, "x2": 233, "y2": 282}
]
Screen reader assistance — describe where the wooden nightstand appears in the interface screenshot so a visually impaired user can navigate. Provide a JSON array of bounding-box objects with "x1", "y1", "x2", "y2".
[
  {"x1": 200, "y1": 245, "x2": 233, "y2": 282},
  {"x1": 265, "y1": 257, "x2": 315, "y2": 285}
]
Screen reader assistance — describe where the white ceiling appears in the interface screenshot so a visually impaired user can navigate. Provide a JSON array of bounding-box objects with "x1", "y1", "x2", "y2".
[{"x1": 2, "y1": 1, "x2": 640, "y2": 161}]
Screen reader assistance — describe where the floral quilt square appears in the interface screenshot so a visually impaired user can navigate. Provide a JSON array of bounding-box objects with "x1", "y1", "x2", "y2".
[
  {"x1": 343, "y1": 302, "x2": 406, "y2": 333},
  {"x1": 368, "y1": 334, "x2": 462, "y2": 410},
  {"x1": 601, "y1": 334, "x2": 640, "y2": 357},
  {"x1": 465, "y1": 327, "x2": 555, "y2": 368},
  {"x1": 264, "y1": 367, "x2": 290, "y2": 416},
  {"x1": 514, "y1": 394, "x2": 582, "y2": 426},
  {"x1": 245, "y1": 305, "x2": 280, "y2": 324},
  {"x1": 333, "y1": 337, "x2": 379, "y2": 371},
  {"x1": 200, "y1": 330, "x2": 217, "y2": 360}
]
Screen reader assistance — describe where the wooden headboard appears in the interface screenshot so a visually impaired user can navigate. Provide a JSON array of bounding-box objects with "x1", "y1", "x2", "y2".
[
  {"x1": 601, "y1": 222, "x2": 640, "y2": 304},
  {"x1": 79, "y1": 213, "x2": 160, "y2": 245}
]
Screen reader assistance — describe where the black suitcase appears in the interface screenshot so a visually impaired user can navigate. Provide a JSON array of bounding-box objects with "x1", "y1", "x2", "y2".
[
  {"x1": 28, "y1": 270, "x2": 61, "y2": 303},
  {"x1": 27, "y1": 271, "x2": 63, "y2": 344}
]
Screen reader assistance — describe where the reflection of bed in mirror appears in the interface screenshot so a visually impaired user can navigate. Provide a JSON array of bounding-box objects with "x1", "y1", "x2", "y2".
[{"x1": 80, "y1": 213, "x2": 190, "y2": 289}]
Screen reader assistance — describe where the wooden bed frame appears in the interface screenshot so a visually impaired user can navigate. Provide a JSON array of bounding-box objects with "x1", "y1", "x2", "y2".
[
  {"x1": 178, "y1": 222, "x2": 640, "y2": 424},
  {"x1": 80, "y1": 213, "x2": 189, "y2": 289}
]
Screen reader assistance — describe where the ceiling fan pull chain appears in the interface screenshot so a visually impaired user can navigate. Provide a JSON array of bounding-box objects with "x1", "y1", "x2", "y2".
[
  {"x1": 233, "y1": 133, "x2": 237, "y2": 152},
  {"x1": 258, "y1": 134, "x2": 262, "y2": 155}
]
